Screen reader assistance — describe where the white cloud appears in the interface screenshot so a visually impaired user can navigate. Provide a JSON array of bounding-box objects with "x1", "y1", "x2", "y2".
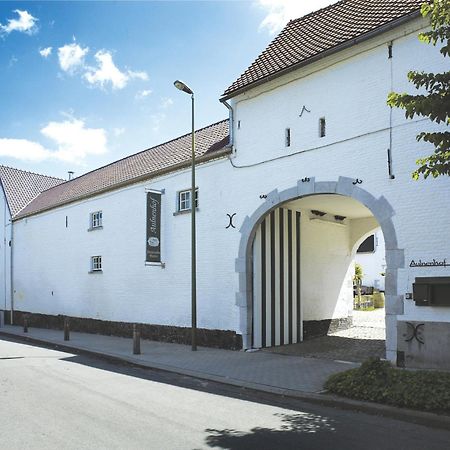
[
  {"x1": 113, "y1": 127, "x2": 125, "y2": 137},
  {"x1": 0, "y1": 9, "x2": 38, "y2": 35},
  {"x1": 0, "y1": 117, "x2": 108, "y2": 164},
  {"x1": 136, "y1": 89, "x2": 153, "y2": 100},
  {"x1": 127, "y1": 70, "x2": 149, "y2": 81},
  {"x1": 257, "y1": 0, "x2": 337, "y2": 34},
  {"x1": 39, "y1": 47, "x2": 52, "y2": 58},
  {"x1": 84, "y1": 50, "x2": 149, "y2": 90},
  {"x1": 58, "y1": 43, "x2": 89, "y2": 73},
  {"x1": 8, "y1": 55, "x2": 18, "y2": 67},
  {"x1": 160, "y1": 97, "x2": 173, "y2": 109},
  {"x1": 41, "y1": 118, "x2": 107, "y2": 163},
  {"x1": 150, "y1": 113, "x2": 166, "y2": 132},
  {"x1": 0, "y1": 138, "x2": 51, "y2": 162}
]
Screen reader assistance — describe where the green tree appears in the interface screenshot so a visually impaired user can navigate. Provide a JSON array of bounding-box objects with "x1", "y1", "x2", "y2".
[{"x1": 388, "y1": 0, "x2": 450, "y2": 179}]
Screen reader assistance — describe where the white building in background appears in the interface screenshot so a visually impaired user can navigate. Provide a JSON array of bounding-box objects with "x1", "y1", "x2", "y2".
[
  {"x1": 0, "y1": 166, "x2": 63, "y2": 320},
  {"x1": 2, "y1": 0, "x2": 450, "y2": 369},
  {"x1": 355, "y1": 228, "x2": 386, "y2": 291}
]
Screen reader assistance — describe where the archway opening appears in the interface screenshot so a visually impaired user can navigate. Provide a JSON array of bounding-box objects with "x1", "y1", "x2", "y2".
[{"x1": 250, "y1": 193, "x2": 386, "y2": 362}]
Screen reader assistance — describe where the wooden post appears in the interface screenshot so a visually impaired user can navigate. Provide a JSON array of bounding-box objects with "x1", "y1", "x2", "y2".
[
  {"x1": 133, "y1": 324, "x2": 141, "y2": 355},
  {"x1": 64, "y1": 317, "x2": 70, "y2": 341}
]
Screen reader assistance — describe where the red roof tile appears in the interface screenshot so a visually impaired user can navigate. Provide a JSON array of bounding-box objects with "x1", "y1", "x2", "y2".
[
  {"x1": 0, "y1": 166, "x2": 64, "y2": 217},
  {"x1": 16, "y1": 119, "x2": 229, "y2": 219},
  {"x1": 223, "y1": 0, "x2": 423, "y2": 98}
]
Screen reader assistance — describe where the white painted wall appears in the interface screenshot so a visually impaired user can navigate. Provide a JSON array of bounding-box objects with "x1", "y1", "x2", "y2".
[
  {"x1": 299, "y1": 211, "x2": 353, "y2": 322},
  {"x1": 11, "y1": 17, "x2": 450, "y2": 356},
  {"x1": 355, "y1": 228, "x2": 386, "y2": 290},
  {"x1": 229, "y1": 15, "x2": 450, "y2": 343},
  {"x1": 0, "y1": 185, "x2": 11, "y2": 317},
  {"x1": 12, "y1": 159, "x2": 241, "y2": 332}
]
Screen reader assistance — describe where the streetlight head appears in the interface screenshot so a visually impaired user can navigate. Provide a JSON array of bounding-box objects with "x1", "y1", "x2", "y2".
[{"x1": 174, "y1": 80, "x2": 193, "y2": 95}]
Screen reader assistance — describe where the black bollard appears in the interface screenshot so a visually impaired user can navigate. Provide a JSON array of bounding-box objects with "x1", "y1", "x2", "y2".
[
  {"x1": 64, "y1": 317, "x2": 70, "y2": 341},
  {"x1": 133, "y1": 324, "x2": 141, "y2": 355},
  {"x1": 23, "y1": 316, "x2": 28, "y2": 333}
]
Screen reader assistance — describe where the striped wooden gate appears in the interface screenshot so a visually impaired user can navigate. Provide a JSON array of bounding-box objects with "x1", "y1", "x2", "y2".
[{"x1": 252, "y1": 208, "x2": 302, "y2": 348}]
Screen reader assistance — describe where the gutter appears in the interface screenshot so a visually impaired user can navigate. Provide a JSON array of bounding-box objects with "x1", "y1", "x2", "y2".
[
  {"x1": 9, "y1": 221, "x2": 13, "y2": 325},
  {"x1": 220, "y1": 99, "x2": 234, "y2": 149},
  {"x1": 220, "y1": 10, "x2": 422, "y2": 101},
  {"x1": 0, "y1": 180, "x2": 13, "y2": 322},
  {"x1": 13, "y1": 147, "x2": 232, "y2": 221}
]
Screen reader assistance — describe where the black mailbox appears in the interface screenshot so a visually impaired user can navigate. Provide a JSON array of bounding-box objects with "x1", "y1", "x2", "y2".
[{"x1": 413, "y1": 277, "x2": 450, "y2": 307}]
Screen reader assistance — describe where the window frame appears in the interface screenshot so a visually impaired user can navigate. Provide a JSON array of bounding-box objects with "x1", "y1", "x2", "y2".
[
  {"x1": 90, "y1": 255, "x2": 102, "y2": 272},
  {"x1": 177, "y1": 188, "x2": 199, "y2": 213},
  {"x1": 90, "y1": 211, "x2": 103, "y2": 230}
]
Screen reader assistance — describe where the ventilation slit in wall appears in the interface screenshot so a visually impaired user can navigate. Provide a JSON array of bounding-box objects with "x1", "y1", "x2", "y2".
[
  {"x1": 319, "y1": 117, "x2": 326, "y2": 138},
  {"x1": 285, "y1": 128, "x2": 291, "y2": 147}
]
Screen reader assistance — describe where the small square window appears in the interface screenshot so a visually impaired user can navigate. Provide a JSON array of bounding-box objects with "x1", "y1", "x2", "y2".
[
  {"x1": 91, "y1": 256, "x2": 102, "y2": 272},
  {"x1": 178, "y1": 189, "x2": 198, "y2": 212},
  {"x1": 90, "y1": 211, "x2": 103, "y2": 229},
  {"x1": 319, "y1": 118, "x2": 326, "y2": 138}
]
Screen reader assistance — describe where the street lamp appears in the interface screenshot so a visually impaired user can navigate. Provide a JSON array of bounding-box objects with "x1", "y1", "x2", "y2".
[{"x1": 174, "y1": 79, "x2": 197, "y2": 351}]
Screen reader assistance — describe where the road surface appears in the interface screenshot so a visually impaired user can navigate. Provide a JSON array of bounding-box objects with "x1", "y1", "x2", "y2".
[{"x1": 1, "y1": 337, "x2": 449, "y2": 449}]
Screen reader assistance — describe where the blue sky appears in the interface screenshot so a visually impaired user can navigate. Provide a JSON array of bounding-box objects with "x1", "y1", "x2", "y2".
[{"x1": 0, "y1": 1, "x2": 336, "y2": 179}]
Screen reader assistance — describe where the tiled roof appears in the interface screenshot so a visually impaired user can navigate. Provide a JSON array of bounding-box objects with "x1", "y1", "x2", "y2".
[
  {"x1": 223, "y1": 0, "x2": 423, "y2": 98},
  {"x1": 0, "y1": 166, "x2": 64, "y2": 217},
  {"x1": 16, "y1": 119, "x2": 230, "y2": 219}
]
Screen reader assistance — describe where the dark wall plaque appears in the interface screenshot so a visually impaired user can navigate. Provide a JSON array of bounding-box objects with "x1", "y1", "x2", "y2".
[{"x1": 146, "y1": 191, "x2": 161, "y2": 263}]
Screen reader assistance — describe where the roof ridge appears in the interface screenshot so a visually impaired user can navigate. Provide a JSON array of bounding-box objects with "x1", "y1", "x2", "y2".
[
  {"x1": 14, "y1": 118, "x2": 230, "y2": 219},
  {"x1": 0, "y1": 164, "x2": 65, "y2": 182},
  {"x1": 288, "y1": 0, "x2": 347, "y2": 26},
  {"x1": 32, "y1": 118, "x2": 229, "y2": 195}
]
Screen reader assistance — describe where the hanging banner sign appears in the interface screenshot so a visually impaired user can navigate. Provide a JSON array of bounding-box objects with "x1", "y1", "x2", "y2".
[{"x1": 146, "y1": 191, "x2": 161, "y2": 263}]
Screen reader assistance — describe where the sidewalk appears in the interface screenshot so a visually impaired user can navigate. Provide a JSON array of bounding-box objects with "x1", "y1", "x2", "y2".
[{"x1": 0, "y1": 325, "x2": 356, "y2": 394}]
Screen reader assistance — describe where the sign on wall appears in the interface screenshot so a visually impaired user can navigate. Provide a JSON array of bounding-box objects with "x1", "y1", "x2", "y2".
[{"x1": 146, "y1": 191, "x2": 162, "y2": 263}]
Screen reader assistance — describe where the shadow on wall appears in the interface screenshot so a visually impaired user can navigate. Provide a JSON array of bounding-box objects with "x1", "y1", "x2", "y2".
[{"x1": 204, "y1": 412, "x2": 336, "y2": 450}]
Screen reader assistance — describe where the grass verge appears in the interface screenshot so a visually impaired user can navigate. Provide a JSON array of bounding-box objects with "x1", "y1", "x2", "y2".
[{"x1": 325, "y1": 358, "x2": 450, "y2": 415}]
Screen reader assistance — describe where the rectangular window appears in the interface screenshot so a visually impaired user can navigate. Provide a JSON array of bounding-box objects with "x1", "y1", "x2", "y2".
[
  {"x1": 90, "y1": 211, "x2": 103, "y2": 229},
  {"x1": 319, "y1": 118, "x2": 326, "y2": 138},
  {"x1": 91, "y1": 256, "x2": 102, "y2": 272},
  {"x1": 178, "y1": 189, "x2": 198, "y2": 212},
  {"x1": 285, "y1": 128, "x2": 291, "y2": 147}
]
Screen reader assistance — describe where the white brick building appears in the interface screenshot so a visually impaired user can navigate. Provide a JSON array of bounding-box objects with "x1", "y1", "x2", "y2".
[{"x1": 2, "y1": 0, "x2": 449, "y2": 369}]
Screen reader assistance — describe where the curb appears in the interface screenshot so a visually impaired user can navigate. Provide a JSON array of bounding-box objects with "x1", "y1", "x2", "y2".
[{"x1": 1, "y1": 329, "x2": 449, "y2": 431}]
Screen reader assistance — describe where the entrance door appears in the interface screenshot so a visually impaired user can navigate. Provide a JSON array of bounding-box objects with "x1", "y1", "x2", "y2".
[{"x1": 252, "y1": 207, "x2": 302, "y2": 348}]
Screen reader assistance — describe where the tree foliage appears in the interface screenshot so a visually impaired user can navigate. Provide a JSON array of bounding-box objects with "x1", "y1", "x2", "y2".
[{"x1": 387, "y1": 0, "x2": 450, "y2": 179}]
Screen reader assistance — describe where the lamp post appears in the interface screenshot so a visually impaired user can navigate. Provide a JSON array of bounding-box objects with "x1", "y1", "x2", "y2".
[{"x1": 174, "y1": 80, "x2": 197, "y2": 351}]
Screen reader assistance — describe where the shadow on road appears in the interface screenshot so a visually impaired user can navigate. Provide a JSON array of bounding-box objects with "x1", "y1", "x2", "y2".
[{"x1": 204, "y1": 412, "x2": 336, "y2": 450}]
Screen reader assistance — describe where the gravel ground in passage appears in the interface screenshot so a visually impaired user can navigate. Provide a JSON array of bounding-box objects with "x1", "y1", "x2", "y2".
[{"x1": 266, "y1": 309, "x2": 386, "y2": 362}]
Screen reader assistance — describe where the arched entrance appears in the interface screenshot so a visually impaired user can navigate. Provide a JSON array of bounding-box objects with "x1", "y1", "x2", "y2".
[{"x1": 236, "y1": 177, "x2": 404, "y2": 363}]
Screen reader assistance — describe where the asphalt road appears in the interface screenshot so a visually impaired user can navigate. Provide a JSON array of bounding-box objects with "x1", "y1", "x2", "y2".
[{"x1": 1, "y1": 337, "x2": 449, "y2": 450}]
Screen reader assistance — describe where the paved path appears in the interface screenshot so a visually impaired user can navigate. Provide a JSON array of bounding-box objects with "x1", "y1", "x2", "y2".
[
  {"x1": 0, "y1": 325, "x2": 357, "y2": 394},
  {"x1": 2, "y1": 338, "x2": 450, "y2": 450},
  {"x1": 266, "y1": 309, "x2": 386, "y2": 362}
]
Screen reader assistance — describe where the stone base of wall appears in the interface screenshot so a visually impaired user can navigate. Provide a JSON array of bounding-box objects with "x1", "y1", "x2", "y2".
[
  {"x1": 2, "y1": 310, "x2": 243, "y2": 351},
  {"x1": 397, "y1": 320, "x2": 450, "y2": 370},
  {"x1": 303, "y1": 317, "x2": 353, "y2": 340}
]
